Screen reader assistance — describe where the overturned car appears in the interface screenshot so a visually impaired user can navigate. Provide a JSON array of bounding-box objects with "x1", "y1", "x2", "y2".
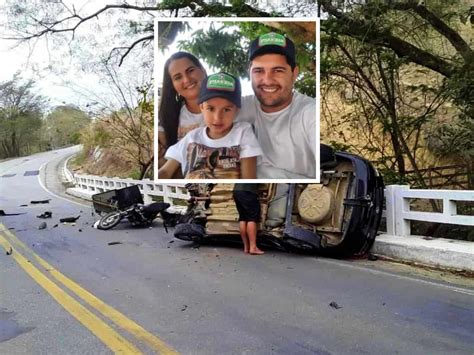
[{"x1": 174, "y1": 145, "x2": 384, "y2": 257}]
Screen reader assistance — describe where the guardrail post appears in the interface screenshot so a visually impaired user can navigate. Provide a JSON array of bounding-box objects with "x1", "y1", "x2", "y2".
[
  {"x1": 385, "y1": 185, "x2": 396, "y2": 235},
  {"x1": 394, "y1": 185, "x2": 411, "y2": 236},
  {"x1": 162, "y1": 185, "x2": 173, "y2": 204},
  {"x1": 444, "y1": 197, "x2": 457, "y2": 217},
  {"x1": 142, "y1": 182, "x2": 153, "y2": 205}
]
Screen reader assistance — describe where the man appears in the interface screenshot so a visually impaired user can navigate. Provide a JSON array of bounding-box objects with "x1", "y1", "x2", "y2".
[{"x1": 237, "y1": 32, "x2": 316, "y2": 179}]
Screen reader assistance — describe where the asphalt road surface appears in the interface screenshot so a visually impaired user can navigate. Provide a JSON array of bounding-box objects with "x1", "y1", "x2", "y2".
[{"x1": 1, "y1": 147, "x2": 473, "y2": 354}]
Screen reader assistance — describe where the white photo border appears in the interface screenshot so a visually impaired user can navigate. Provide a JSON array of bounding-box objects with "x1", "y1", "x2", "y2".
[{"x1": 154, "y1": 17, "x2": 320, "y2": 184}]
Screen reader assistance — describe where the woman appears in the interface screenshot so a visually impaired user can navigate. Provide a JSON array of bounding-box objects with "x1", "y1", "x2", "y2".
[{"x1": 158, "y1": 52, "x2": 207, "y2": 170}]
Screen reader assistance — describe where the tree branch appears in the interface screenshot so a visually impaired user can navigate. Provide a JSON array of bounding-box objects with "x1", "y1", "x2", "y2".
[
  {"x1": 392, "y1": 1, "x2": 473, "y2": 61},
  {"x1": 320, "y1": 1, "x2": 457, "y2": 78},
  {"x1": 107, "y1": 35, "x2": 154, "y2": 66}
]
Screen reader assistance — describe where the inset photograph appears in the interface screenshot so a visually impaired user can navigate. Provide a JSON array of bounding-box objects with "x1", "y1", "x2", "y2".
[{"x1": 155, "y1": 19, "x2": 318, "y2": 181}]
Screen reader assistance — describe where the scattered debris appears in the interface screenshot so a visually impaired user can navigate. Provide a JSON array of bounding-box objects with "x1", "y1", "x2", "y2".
[
  {"x1": 78, "y1": 229, "x2": 82, "y2": 232},
  {"x1": 38, "y1": 222, "x2": 47, "y2": 230},
  {"x1": 30, "y1": 199, "x2": 51, "y2": 204},
  {"x1": 19, "y1": 204, "x2": 28, "y2": 207},
  {"x1": 6, "y1": 247, "x2": 12, "y2": 255},
  {"x1": 181, "y1": 305, "x2": 188, "y2": 312},
  {"x1": 60, "y1": 216, "x2": 80, "y2": 223},
  {"x1": 329, "y1": 301, "x2": 342, "y2": 310},
  {"x1": 168, "y1": 240, "x2": 175, "y2": 244},
  {"x1": 0, "y1": 210, "x2": 25, "y2": 216},
  {"x1": 52, "y1": 224, "x2": 59, "y2": 228},
  {"x1": 368, "y1": 254, "x2": 378, "y2": 261},
  {"x1": 382, "y1": 302, "x2": 386, "y2": 306},
  {"x1": 37, "y1": 211, "x2": 52, "y2": 219},
  {"x1": 62, "y1": 222, "x2": 76, "y2": 227},
  {"x1": 107, "y1": 241, "x2": 123, "y2": 246}
]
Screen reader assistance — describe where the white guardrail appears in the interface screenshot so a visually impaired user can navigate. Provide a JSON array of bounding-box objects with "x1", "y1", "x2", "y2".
[
  {"x1": 73, "y1": 174, "x2": 189, "y2": 204},
  {"x1": 70, "y1": 174, "x2": 474, "y2": 236}
]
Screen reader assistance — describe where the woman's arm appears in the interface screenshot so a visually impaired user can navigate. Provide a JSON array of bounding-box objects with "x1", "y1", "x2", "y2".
[
  {"x1": 158, "y1": 159, "x2": 181, "y2": 179},
  {"x1": 240, "y1": 157, "x2": 257, "y2": 179}
]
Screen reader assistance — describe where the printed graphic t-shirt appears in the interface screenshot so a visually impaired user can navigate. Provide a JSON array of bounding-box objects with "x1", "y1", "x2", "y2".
[
  {"x1": 165, "y1": 122, "x2": 262, "y2": 179},
  {"x1": 236, "y1": 92, "x2": 316, "y2": 179}
]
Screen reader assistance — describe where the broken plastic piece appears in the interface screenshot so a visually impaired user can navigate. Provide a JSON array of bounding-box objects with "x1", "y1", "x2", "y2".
[
  {"x1": 31, "y1": 199, "x2": 51, "y2": 204},
  {"x1": 60, "y1": 216, "x2": 80, "y2": 223},
  {"x1": 37, "y1": 211, "x2": 52, "y2": 219}
]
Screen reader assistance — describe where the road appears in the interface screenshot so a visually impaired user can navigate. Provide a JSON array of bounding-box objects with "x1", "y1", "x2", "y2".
[{"x1": 1, "y1": 147, "x2": 473, "y2": 354}]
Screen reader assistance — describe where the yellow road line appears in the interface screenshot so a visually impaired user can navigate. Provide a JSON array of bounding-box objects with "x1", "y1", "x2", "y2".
[
  {"x1": 0, "y1": 224, "x2": 179, "y2": 355},
  {"x1": 0, "y1": 233, "x2": 141, "y2": 354}
]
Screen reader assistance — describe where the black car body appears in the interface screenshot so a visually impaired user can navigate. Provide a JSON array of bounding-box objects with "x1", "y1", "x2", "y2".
[{"x1": 174, "y1": 146, "x2": 384, "y2": 257}]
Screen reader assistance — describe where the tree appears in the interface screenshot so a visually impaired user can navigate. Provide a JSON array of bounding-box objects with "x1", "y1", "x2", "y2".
[
  {"x1": 43, "y1": 105, "x2": 90, "y2": 149},
  {"x1": 320, "y1": 0, "x2": 473, "y2": 188},
  {"x1": 172, "y1": 21, "x2": 317, "y2": 97},
  {"x1": 2, "y1": 1, "x2": 293, "y2": 67},
  {"x1": 0, "y1": 75, "x2": 46, "y2": 158},
  {"x1": 79, "y1": 63, "x2": 154, "y2": 180}
]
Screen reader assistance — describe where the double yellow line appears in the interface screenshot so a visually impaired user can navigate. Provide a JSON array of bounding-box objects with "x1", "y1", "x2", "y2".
[{"x1": 0, "y1": 224, "x2": 178, "y2": 354}]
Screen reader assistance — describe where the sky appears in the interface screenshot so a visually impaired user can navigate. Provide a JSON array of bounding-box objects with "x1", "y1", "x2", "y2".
[{"x1": 0, "y1": 0, "x2": 153, "y2": 112}]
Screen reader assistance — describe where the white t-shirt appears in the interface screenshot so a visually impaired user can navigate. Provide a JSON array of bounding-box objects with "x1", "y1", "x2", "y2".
[
  {"x1": 236, "y1": 92, "x2": 316, "y2": 179},
  {"x1": 165, "y1": 122, "x2": 262, "y2": 179},
  {"x1": 158, "y1": 105, "x2": 204, "y2": 141}
]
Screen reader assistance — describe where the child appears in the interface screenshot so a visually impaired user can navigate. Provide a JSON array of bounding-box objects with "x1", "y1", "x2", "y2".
[
  {"x1": 159, "y1": 72, "x2": 262, "y2": 179},
  {"x1": 233, "y1": 183, "x2": 264, "y2": 255}
]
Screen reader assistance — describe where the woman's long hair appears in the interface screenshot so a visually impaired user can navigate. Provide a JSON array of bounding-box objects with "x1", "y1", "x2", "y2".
[{"x1": 158, "y1": 52, "x2": 205, "y2": 147}]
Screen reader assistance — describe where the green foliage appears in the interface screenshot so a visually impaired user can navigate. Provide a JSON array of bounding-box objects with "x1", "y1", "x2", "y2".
[
  {"x1": 43, "y1": 105, "x2": 91, "y2": 149},
  {"x1": 177, "y1": 21, "x2": 316, "y2": 97},
  {"x1": 0, "y1": 75, "x2": 46, "y2": 158},
  {"x1": 178, "y1": 24, "x2": 249, "y2": 78}
]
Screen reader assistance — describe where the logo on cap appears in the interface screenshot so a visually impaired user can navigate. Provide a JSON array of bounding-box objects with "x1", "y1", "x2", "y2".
[
  {"x1": 258, "y1": 32, "x2": 286, "y2": 47},
  {"x1": 207, "y1": 73, "x2": 235, "y2": 91}
]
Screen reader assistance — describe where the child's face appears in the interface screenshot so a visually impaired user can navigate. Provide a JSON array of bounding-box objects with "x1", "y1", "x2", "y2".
[{"x1": 200, "y1": 97, "x2": 238, "y2": 139}]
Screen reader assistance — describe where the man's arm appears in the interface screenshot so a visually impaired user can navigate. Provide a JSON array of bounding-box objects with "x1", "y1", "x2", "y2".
[{"x1": 158, "y1": 159, "x2": 181, "y2": 179}]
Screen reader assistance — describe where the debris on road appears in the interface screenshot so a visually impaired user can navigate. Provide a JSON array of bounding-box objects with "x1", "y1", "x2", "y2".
[
  {"x1": 19, "y1": 204, "x2": 28, "y2": 207},
  {"x1": 108, "y1": 241, "x2": 123, "y2": 246},
  {"x1": 38, "y1": 222, "x2": 47, "y2": 230},
  {"x1": 6, "y1": 247, "x2": 12, "y2": 255},
  {"x1": 78, "y1": 229, "x2": 82, "y2": 232},
  {"x1": 60, "y1": 216, "x2": 80, "y2": 223},
  {"x1": 31, "y1": 199, "x2": 51, "y2": 204},
  {"x1": 37, "y1": 211, "x2": 52, "y2": 219},
  {"x1": 329, "y1": 301, "x2": 342, "y2": 310},
  {"x1": 368, "y1": 254, "x2": 378, "y2": 261},
  {"x1": 0, "y1": 210, "x2": 26, "y2": 216},
  {"x1": 52, "y1": 224, "x2": 59, "y2": 228},
  {"x1": 181, "y1": 305, "x2": 188, "y2": 312}
]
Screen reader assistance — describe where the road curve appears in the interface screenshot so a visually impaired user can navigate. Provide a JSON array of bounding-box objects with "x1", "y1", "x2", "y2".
[{"x1": 1, "y1": 147, "x2": 473, "y2": 354}]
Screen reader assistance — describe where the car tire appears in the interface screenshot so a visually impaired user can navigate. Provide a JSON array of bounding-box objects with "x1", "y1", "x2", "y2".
[{"x1": 174, "y1": 223, "x2": 205, "y2": 242}]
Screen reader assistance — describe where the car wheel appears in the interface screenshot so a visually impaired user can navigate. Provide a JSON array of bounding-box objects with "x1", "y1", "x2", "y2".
[{"x1": 174, "y1": 223, "x2": 205, "y2": 242}]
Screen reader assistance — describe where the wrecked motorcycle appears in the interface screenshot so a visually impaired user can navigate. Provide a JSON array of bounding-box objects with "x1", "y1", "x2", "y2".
[
  {"x1": 92, "y1": 185, "x2": 171, "y2": 230},
  {"x1": 174, "y1": 144, "x2": 384, "y2": 257}
]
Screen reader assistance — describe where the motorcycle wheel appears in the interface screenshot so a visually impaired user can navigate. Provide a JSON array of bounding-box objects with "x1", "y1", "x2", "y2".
[{"x1": 98, "y1": 212, "x2": 122, "y2": 230}]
